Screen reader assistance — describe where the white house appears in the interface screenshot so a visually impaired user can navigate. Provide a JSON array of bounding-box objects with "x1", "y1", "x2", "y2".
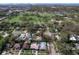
[
  {"x1": 2, "y1": 32, "x2": 9, "y2": 38},
  {"x1": 70, "y1": 35, "x2": 76, "y2": 41}
]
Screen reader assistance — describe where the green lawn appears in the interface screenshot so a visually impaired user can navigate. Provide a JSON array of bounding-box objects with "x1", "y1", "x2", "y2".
[
  {"x1": 5, "y1": 12, "x2": 54, "y2": 24},
  {"x1": 38, "y1": 50, "x2": 48, "y2": 55},
  {"x1": 21, "y1": 50, "x2": 32, "y2": 55}
]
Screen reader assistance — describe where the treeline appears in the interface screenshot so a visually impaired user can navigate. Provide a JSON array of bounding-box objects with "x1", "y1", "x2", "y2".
[{"x1": 29, "y1": 6, "x2": 79, "y2": 12}]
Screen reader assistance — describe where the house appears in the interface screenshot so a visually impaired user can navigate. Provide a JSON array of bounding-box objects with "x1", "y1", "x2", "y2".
[
  {"x1": 69, "y1": 35, "x2": 76, "y2": 41},
  {"x1": 69, "y1": 34, "x2": 79, "y2": 41},
  {"x1": 17, "y1": 31, "x2": 31, "y2": 41},
  {"x1": 55, "y1": 34, "x2": 61, "y2": 40},
  {"x1": 23, "y1": 43, "x2": 30, "y2": 49},
  {"x1": 6, "y1": 43, "x2": 11, "y2": 49},
  {"x1": 35, "y1": 36, "x2": 42, "y2": 41},
  {"x1": 39, "y1": 42, "x2": 46, "y2": 50},
  {"x1": 23, "y1": 41, "x2": 30, "y2": 49},
  {"x1": 14, "y1": 43, "x2": 20, "y2": 50},
  {"x1": 19, "y1": 33, "x2": 26, "y2": 40},
  {"x1": 35, "y1": 30, "x2": 42, "y2": 36},
  {"x1": 2, "y1": 51, "x2": 7, "y2": 55},
  {"x1": 2, "y1": 32, "x2": 9, "y2": 38},
  {"x1": 30, "y1": 43, "x2": 39, "y2": 50},
  {"x1": 75, "y1": 43, "x2": 79, "y2": 49},
  {"x1": 64, "y1": 17, "x2": 72, "y2": 20},
  {"x1": 75, "y1": 35, "x2": 79, "y2": 41},
  {"x1": 43, "y1": 30, "x2": 52, "y2": 40},
  {"x1": 12, "y1": 30, "x2": 21, "y2": 37}
]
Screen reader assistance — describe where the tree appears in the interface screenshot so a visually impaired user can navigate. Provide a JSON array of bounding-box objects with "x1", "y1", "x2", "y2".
[{"x1": 0, "y1": 35, "x2": 5, "y2": 53}]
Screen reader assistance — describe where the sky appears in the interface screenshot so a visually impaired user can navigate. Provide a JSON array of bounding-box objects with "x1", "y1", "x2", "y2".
[{"x1": 0, "y1": 0, "x2": 79, "y2": 4}]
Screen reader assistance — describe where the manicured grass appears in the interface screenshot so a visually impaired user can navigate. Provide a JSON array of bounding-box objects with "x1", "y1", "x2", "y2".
[
  {"x1": 21, "y1": 50, "x2": 32, "y2": 55},
  {"x1": 4, "y1": 16, "x2": 21, "y2": 23},
  {"x1": 5, "y1": 12, "x2": 54, "y2": 24}
]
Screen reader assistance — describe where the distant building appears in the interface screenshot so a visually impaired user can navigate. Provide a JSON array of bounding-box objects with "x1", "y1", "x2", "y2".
[
  {"x1": 69, "y1": 34, "x2": 79, "y2": 41},
  {"x1": 2, "y1": 32, "x2": 9, "y2": 38},
  {"x1": 55, "y1": 34, "x2": 61, "y2": 40},
  {"x1": 69, "y1": 35, "x2": 76, "y2": 41}
]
